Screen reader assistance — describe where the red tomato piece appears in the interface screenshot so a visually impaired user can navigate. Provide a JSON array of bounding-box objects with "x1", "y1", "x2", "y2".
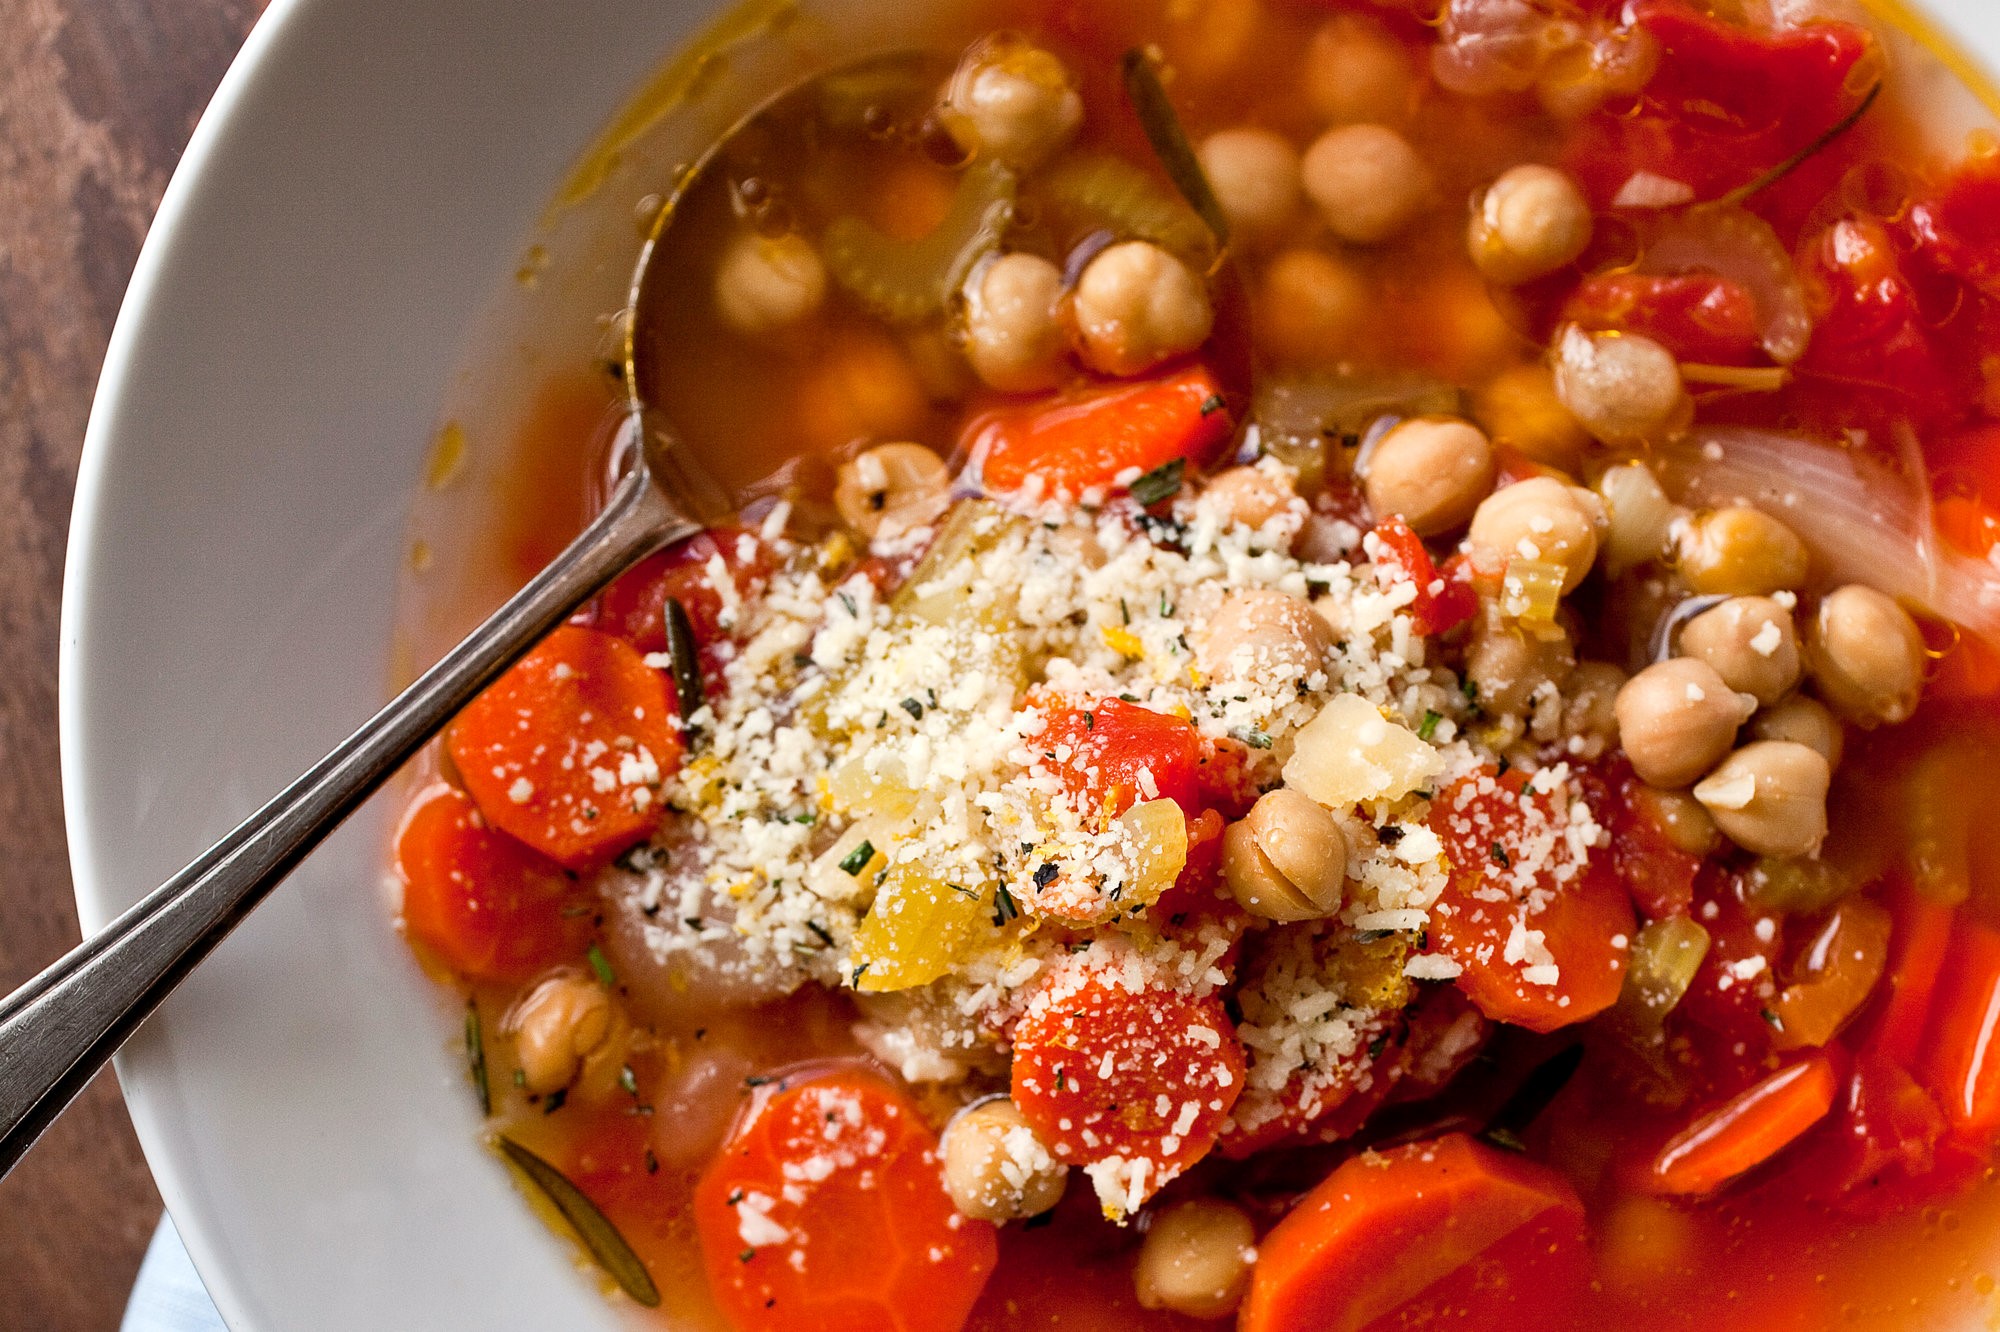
[
  {"x1": 1563, "y1": 2, "x2": 1873, "y2": 206},
  {"x1": 1239, "y1": 1132, "x2": 1589, "y2": 1332},
  {"x1": 446, "y1": 625, "x2": 681, "y2": 869},
  {"x1": 1592, "y1": 760, "x2": 1704, "y2": 919},
  {"x1": 1425, "y1": 768, "x2": 1635, "y2": 1032},
  {"x1": 1907, "y1": 157, "x2": 2000, "y2": 302},
  {"x1": 1673, "y1": 880, "x2": 1784, "y2": 1083},
  {"x1": 1639, "y1": 1051, "x2": 1839, "y2": 1196},
  {"x1": 1009, "y1": 968, "x2": 1245, "y2": 1197},
  {"x1": 394, "y1": 782, "x2": 592, "y2": 983},
  {"x1": 693, "y1": 1067, "x2": 998, "y2": 1332},
  {"x1": 1367, "y1": 518, "x2": 1478, "y2": 637},
  {"x1": 1562, "y1": 271, "x2": 1763, "y2": 366},
  {"x1": 1037, "y1": 697, "x2": 1208, "y2": 820},
  {"x1": 1789, "y1": 1051, "x2": 1950, "y2": 1211},
  {"x1": 966, "y1": 367, "x2": 1236, "y2": 500},
  {"x1": 1796, "y1": 217, "x2": 1963, "y2": 416},
  {"x1": 1919, "y1": 918, "x2": 2000, "y2": 1148},
  {"x1": 1860, "y1": 888, "x2": 1956, "y2": 1068},
  {"x1": 589, "y1": 525, "x2": 770, "y2": 660}
]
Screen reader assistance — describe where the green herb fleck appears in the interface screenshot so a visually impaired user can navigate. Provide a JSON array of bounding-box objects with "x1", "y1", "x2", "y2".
[
  {"x1": 1235, "y1": 728, "x2": 1273, "y2": 750},
  {"x1": 1199, "y1": 393, "x2": 1226, "y2": 416},
  {"x1": 1417, "y1": 710, "x2": 1441, "y2": 741},
  {"x1": 993, "y1": 882, "x2": 1022, "y2": 926},
  {"x1": 806, "y1": 920, "x2": 836, "y2": 947},
  {"x1": 1129, "y1": 457, "x2": 1186, "y2": 507},
  {"x1": 839, "y1": 840, "x2": 876, "y2": 875},
  {"x1": 1489, "y1": 842, "x2": 1511, "y2": 869},
  {"x1": 620, "y1": 1064, "x2": 640, "y2": 1097},
  {"x1": 464, "y1": 1000, "x2": 491, "y2": 1117},
  {"x1": 899, "y1": 696, "x2": 925, "y2": 720},
  {"x1": 543, "y1": 1088, "x2": 568, "y2": 1115},
  {"x1": 587, "y1": 943, "x2": 617, "y2": 988}
]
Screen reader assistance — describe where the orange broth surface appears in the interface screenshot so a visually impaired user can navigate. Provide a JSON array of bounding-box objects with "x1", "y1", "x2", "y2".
[{"x1": 395, "y1": 0, "x2": 2000, "y2": 1328}]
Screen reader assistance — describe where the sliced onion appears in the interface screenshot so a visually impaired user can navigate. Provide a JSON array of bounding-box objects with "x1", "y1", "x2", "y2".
[
  {"x1": 1641, "y1": 206, "x2": 1813, "y2": 365},
  {"x1": 1613, "y1": 171, "x2": 1696, "y2": 210},
  {"x1": 1431, "y1": 0, "x2": 1564, "y2": 95},
  {"x1": 1661, "y1": 426, "x2": 2000, "y2": 647}
]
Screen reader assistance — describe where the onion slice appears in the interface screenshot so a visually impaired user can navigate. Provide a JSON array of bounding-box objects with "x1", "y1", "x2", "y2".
[
  {"x1": 1660, "y1": 426, "x2": 2000, "y2": 647},
  {"x1": 1642, "y1": 207, "x2": 1812, "y2": 365}
]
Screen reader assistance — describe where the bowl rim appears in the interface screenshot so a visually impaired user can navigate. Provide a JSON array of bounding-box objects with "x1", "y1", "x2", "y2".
[{"x1": 57, "y1": 1, "x2": 305, "y2": 1326}]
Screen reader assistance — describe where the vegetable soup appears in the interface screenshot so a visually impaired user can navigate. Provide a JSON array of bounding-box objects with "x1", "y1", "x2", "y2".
[{"x1": 392, "y1": 1, "x2": 2000, "y2": 1327}]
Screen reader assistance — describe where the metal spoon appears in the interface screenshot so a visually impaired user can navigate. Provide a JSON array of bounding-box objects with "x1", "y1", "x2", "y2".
[{"x1": 0, "y1": 50, "x2": 923, "y2": 1179}]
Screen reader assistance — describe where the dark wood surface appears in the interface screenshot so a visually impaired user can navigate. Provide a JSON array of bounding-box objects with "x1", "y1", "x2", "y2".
[{"x1": 0, "y1": 0, "x2": 261, "y2": 1326}]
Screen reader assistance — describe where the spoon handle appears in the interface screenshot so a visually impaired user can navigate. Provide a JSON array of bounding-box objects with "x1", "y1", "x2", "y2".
[{"x1": 0, "y1": 463, "x2": 694, "y2": 1179}]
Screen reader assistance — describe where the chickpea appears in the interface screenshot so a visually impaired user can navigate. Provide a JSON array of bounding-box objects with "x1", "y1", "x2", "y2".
[
  {"x1": 1749, "y1": 694, "x2": 1844, "y2": 770},
  {"x1": 1301, "y1": 14, "x2": 1418, "y2": 125},
  {"x1": 1223, "y1": 789, "x2": 1348, "y2": 922},
  {"x1": 1134, "y1": 1198, "x2": 1257, "y2": 1319},
  {"x1": 834, "y1": 442, "x2": 951, "y2": 541},
  {"x1": 963, "y1": 252, "x2": 1066, "y2": 393},
  {"x1": 1614, "y1": 657, "x2": 1751, "y2": 789},
  {"x1": 1595, "y1": 461, "x2": 1684, "y2": 576},
  {"x1": 1196, "y1": 586, "x2": 1334, "y2": 685},
  {"x1": 1202, "y1": 465, "x2": 1302, "y2": 533},
  {"x1": 509, "y1": 974, "x2": 616, "y2": 1096},
  {"x1": 1465, "y1": 598, "x2": 1576, "y2": 717},
  {"x1": 1073, "y1": 241, "x2": 1215, "y2": 378},
  {"x1": 940, "y1": 36, "x2": 1083, "y2": 169},
  {"x1": 1474, "y1": 363, "x2": 1589, "y2": 472},
  {"x1": 1678, "y1": 597, "x2": 1801, "y2": 708},
  {"x1": 1468, "y1": 476, "x2": 1600, "y2": 594},
  {"x1": 1198, "y1": 128, "x2": 1303, "y2": 242},
  {"x1": 1692, "y1": 740, "x2": 1831, "y2": 857},
  {"x1": 1674, "y1": 507, "x2": 1810, "y2": 597},
  {"x1": 1362, "y1": 417, "x2": 1496, "y2": 537},
  {"x1": 1552, "y1": 325, "x2": 1690, "y2": 446},
  {"x1": 1560, "y1": 659, "x2": 1626, "y2": 758},
  {"x1": 942, "y1": 1098, "x2": 1067, "y2": 1223},
  {"x1": 1257, "y1": 248, "x2": 1370, "y2": 365},
  {"x1": 1301, "y1": 124, "x2": 1435, "y2": 245},
  {"x1": 1626, "y1": 782, "x2": 1721, "y2": 856},
  {"x1": 1805, "y1": 585, "x2": 1927, "y2": 727},
  {"x1": 1468, "y1": 165, "x2": 1594, "y2": 285},
  {"x1": 713, "y1": 232, "x2": 826, "y2": 338}
]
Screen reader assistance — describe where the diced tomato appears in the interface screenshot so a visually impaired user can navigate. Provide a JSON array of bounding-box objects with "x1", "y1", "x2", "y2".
[
  {"x1": 394, "y1": 782, "x2": 592, "y2": 983},
  {"x1": 1636, "y1": 1051, "x2": 1840, "y2": 1196},
  {"x1": 694, "y1": 1067, "x2": 997, "y2": 1332},
  {"x1": 1788, "y1": 1051, "x2": 1951, "y2": 1210},
  {"x1": 1239, "y1": 1132, "x2": 1589, "y2": 1332},
  {"x1": 1673, "y1": 881, "x2": 1784, "y2": 1083},
  {"x1": 1907, "y1": 156, "x2": 2000, "y2": 302},
  {"x1": 1009, "y1": 968, "x2": 1244, "y2": 1194},
  {"x1": 1794, "y1": 217, "x2": 1965, "y2": 424},
  {"x1": 1857, "y1": 886, "x2": 1954, "y2": 1068},
  {"x1": 1919, "y1": 918, "x2": 2000, "y2": 1149},
  {"x1": 966, "y1": 367, "x2": 1236, "y2": 500},
  {"x1": 1591, "y1": 760, "x2": 1704, "y2": 920},
  {"x1": 588, "y1": 525, "x2": 770, "y2": 655},
  {"x1": 1036, "y1": 697, "x2": 1208, "y2": 821},
  {"x1": 1562, "y1": 271, "x2": 1763, "y2": 366},
  {"x1": 1425, "y1": 768, "x2": 1635, "y2": 1032},
  {"x1": 446, "y1": 626, "x2": 681, "y2": 869},
  {"x1": 1367, "y1": 518, "x2": 1478, "y2": 636},
  {"x1": 1562, "y1": 2, "x2": 1874, "y2": 208}
]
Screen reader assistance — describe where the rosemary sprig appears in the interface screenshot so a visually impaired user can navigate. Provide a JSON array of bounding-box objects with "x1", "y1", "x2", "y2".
[
  {"x1": 497, "y1": 1136, "x2": 661, "y2": 1307},
  {"x1": 465, "y1": 999, "x2": 491, "y2": 1117},
  {"x1": 1120, "y1": 48, "x2": 1231, "y2": 247},
  {"x1": 1480, "y1": 1044, "x2": 1585, "y2": 1153},
  {"x1": 664, "y1": 595, "x2": 705, "y2": 722},
  {"x1": 1716, "y1": 81, "x2": 1882, "y2": 208}
]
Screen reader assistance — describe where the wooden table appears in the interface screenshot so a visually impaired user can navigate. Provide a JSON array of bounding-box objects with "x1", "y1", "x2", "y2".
[{"x1": 0, "y1": 0, "x2": 261, "y2": 1325}]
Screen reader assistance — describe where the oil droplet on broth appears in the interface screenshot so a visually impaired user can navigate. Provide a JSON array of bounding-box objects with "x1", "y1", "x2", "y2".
[
  {"x1": 410, "y1": 540, "x2": 433, "y2": 573},
  {"x1": 426, "y1": 421, "x2": 469, "y2": 490}
]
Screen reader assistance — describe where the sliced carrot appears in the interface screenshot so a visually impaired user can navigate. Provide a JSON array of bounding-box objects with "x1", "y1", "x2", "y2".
[
  {"x1": 395, "y1": 782, "x2": 592, "y2": 983},
  {"x1": 1640, "y1": 1052, "x2": 1839, "y2": 1196},
  {"x1": 693, "y1": 1066, "x2": 997, "y2": 1332},
  {"x1": 446, "y1": 625, "x2": 680, "y2": 869},
  {"x1": 1862, "y1": 888, "x2": 1955, "y2": 1067},
  {"x1": 1920, "y1": 919, "x2": 2000, "y2": 1147},
  {"x1": 1239, "y1": 1132, "x2": 1588, "y2": 1332},
  {"x1": 1425, "y1": 768, "x2": 1635, "y2": 1032},
  {"x1": 965, "y1": 366, "x2": 1235, "y2": 500},
  {"x1": 1009, "y1": 968, "x2": 1244, "y2": 1200}
]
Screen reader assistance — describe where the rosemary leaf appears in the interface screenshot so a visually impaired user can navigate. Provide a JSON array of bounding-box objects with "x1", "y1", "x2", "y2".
[
  {"x1": 1717, "y1": 81, "x2": 1881, "y2": 208},
  {"x1": 497, "y1": 1136, "x2": 661, "y2": 1307},
  {"x1": 1120, "y1": 48, "x2": 1230, "y2": 247},
  {"x1": 464, "y1": 999, "x2": 491, "y2": 1117},
  {"x1": 1129, "y1": 457, "x2": 1186, "y2": 507},
  {"x1": 664, "y1": 595, "x2": 705, "y2": 722}
]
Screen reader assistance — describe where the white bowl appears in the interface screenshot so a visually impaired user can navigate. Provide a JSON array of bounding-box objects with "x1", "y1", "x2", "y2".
[{"x1": 58, "y1": 1, "x2": 2000, "y2": 1327}]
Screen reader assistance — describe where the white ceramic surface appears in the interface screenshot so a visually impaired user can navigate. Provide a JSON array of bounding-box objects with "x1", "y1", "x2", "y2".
[{"x1": 56, "y1": 2, "x2": 2000, "y2": 1329}]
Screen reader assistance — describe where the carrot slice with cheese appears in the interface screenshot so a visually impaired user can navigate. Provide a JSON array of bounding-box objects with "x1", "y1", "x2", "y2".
[
  {"x1": 1640, "y1": 1052, "x2": 1839, "y2": 1196},
  {"x1": 1009, "y1": 967, "x2": 1244, "y2": 1215},
  {"x1": 395, "y1": 782, "x2": 593, "y2": 983},
  {"x1": 1240, "y1": 1131, "x2": 1588, "y2": 1332},
  {"x1": 446, "y1": 625, "x2": 680, "y2": 869},
  {"x1": 965, "y1": 366, "x2": 1235, "y2": 500},
  {"x1": 693, "y1": 1067, "x2": 997, "y2": 1332}
]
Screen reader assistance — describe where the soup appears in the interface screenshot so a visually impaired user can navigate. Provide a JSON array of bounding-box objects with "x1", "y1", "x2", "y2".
[{"x1": 391, "y1": 1, "x2": 2000, "y2": 1327}]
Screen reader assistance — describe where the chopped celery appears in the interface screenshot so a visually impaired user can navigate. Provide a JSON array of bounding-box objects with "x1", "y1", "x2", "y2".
[
  {"x1": 823, "y1": 158, "x2": 1016, "y2": 325},
  {"x1": 1618, "y1": 915, "x2": 1712, "y2": 1029},
  {"x1": 1036, "y1": 153, "x2": 1214, "y2": 269}
]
